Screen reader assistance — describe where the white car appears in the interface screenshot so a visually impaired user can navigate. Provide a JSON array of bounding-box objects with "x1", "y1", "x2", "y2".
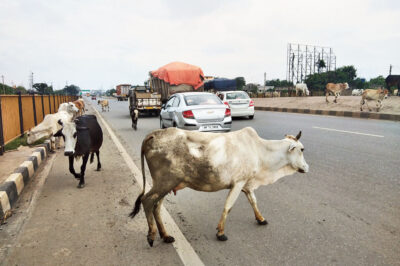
[
  {"x1": 160, "y1": 92, "x2": 232, "y2": 132},
  {"x1": 218, "y1": 91, "x2": 255, "y2": 119}
]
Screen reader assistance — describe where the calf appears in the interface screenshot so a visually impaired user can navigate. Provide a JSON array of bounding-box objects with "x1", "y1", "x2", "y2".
[
  {"x1": 56, "y1": 115, "x2": 103, "y2": 188},
  {"x1": 130, "y1": 109, "x2": 139, "y2": 130},
  {"x1": 98, "y1": 100, "x2": 110, "y2": 112},
  {"x1": 73, "y1": 99, "x2": 85, "y2": 116},
  {"x1": 129, "y1": 127, "x2": 309, "y2": 246},
  {"x1": 326, "y1": 82, "x2": 349, "y2": 103},
  {"x1": 360, "y1": 88, "x2": 389, "y2": 112}
]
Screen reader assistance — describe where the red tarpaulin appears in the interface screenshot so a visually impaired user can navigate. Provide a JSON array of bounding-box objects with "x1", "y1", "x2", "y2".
[{"x1": 151, "y1": 62, "x2": 204, "y2": 89}]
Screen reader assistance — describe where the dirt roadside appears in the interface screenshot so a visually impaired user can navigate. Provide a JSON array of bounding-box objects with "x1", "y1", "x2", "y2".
[{"x1": 253, "y1": 96, "x2": 400, "y2": 115}]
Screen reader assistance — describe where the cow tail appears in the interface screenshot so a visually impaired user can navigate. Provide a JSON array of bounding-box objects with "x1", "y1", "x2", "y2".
[
  {"x1": 89, "y1": 152, "x2": 95, "y2": 164},
  {"x1": 129, "y1": 137, "x2": 149, "y2": 219}
]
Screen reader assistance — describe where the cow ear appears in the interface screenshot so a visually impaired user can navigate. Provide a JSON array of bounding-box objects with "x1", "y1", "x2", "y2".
[
  {"x1": 295, "y1": 131, "x2": 302, "y2": 141},
  {"x1": 289, "y1": 143, "x2": 296, "y2": 152},
  {"x1": 58, "y1": 119, "x2": 63, "y2": 126}
]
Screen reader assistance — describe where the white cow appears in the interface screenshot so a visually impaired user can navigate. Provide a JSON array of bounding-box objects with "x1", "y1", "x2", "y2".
[
  {"x1": 352, "y1": 89, "x2": 364, "y2": 96},
  {"x1": 129, "y1": 127, "x2": 309, "y2": 246},
  {"x1": 27, "y1": 104, "x2": 77, "y2": 150},
  {"x1": 295, "y1": 83, "x2": 309, "y2": 96},
  {"x1": 58, "y1": 102, "x2": 79, "y2": 116}
]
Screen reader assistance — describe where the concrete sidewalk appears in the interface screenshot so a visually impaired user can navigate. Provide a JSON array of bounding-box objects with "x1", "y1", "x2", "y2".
[{"x1": 0, "y1": 109, "x2": 183, "y2": 265}]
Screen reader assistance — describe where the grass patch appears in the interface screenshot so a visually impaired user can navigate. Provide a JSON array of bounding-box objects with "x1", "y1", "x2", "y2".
[{"x1": 4, "y1": 134, "x2": 46, "y2": 151}]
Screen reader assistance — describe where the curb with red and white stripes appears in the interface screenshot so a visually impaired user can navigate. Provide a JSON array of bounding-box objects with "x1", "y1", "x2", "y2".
[{"x1": 0, "y1": 140, "x2": 51, "y2": 222}]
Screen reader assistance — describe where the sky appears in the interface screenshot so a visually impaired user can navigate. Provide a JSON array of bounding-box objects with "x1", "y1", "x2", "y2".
[{"x1": 1, "y1": 0, "x2": 399, "y2": 91}]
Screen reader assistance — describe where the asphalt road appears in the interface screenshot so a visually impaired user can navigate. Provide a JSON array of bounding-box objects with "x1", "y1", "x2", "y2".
[{"x1": 89, "y1": 98, "x2": 400, "y2": 265}]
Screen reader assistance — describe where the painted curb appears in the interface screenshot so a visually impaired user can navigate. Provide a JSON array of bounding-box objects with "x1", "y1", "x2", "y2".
[
  {"x1": 255, "y1": 106, "x2": 400, "y2": 121},
  {"x1": 0, "y1": 140, "x2": 51, "y2": 221}
]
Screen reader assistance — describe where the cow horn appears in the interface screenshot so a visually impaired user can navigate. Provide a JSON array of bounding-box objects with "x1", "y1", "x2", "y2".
[
  {"x1": 58, "y1": 119, "x2": 63, "y2": 126},
  {"x1": 296, "y1": 131, "x2": 302, "y2": 140}
]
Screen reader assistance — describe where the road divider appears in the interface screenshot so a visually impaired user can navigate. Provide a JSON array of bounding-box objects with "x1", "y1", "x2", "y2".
[{"x1": 255, "y1": 106, "x2": 400, "y2": 121}]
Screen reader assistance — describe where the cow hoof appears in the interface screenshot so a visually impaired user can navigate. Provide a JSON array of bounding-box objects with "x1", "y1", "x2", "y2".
[
  {"x1": 257, "y1": 219, "x2": 268, "y2": 225},
  {"x1": 163, "y1": 236, "x2": 175, "y2": 243},
  {"x1": 77, "y1": 183, "x2": 85, "y2": 189},
  {"x1": 216, "y1": 234, "x2": 228, "y2": 241},
  {"x1": 147, "y1": 236, "x2": 154, "y2": 247}
]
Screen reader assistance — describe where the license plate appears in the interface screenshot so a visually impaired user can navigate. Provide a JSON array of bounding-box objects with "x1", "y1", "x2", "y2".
[{"x1": 201, "y1": 125, "x2": 220, "y2": 130}]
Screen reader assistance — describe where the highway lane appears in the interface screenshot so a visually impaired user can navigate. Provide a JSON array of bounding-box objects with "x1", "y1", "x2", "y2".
[{"x1": 90, "y1": 97, "x2": 400, "y2": 265}]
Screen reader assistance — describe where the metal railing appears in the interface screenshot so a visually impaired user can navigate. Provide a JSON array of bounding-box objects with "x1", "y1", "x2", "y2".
[{"x1": 0, "y1": 93, "x2": 78, "y2": 155}]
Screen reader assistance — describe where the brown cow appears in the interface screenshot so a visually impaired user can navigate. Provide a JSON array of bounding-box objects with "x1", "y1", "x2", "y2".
[
  {"x1": 325, "y1": 82, "x2": 349, "y2": 103},
  {"x1": 73, "y1": 99, "x2": 85, "y2": 116},
  {"x1": 360, "y1": 88, "x2": 388, "y2": 112}
]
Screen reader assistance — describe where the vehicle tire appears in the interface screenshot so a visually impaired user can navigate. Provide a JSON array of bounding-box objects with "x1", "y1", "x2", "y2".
[
  {"x1": 249, "y1": 115, "x2": 254, "y2": 120},
  {"x1": 160, "y1": 117, "x2": 166, "y2": 129}
]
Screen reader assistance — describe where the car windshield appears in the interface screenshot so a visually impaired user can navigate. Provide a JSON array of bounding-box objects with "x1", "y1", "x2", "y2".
[
  {"x1": 184, "y1": 94, "x2": 222, "y2": 106},
  {"x1": 226, "y1": 92, "x2": 249, "y2": 100}
]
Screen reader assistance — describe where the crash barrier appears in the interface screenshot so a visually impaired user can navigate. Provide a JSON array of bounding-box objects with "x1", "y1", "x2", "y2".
[{"x1": 0, "y1": 93, "x2": 78, "y2": 155}]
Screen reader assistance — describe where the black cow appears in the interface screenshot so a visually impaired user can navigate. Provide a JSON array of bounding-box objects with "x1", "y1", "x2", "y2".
[
  {"x1": 386, "y1": 75, "x2": 400, "y2": 96},
  {"x1": 56, "y1": 115, "x2": 103, "y2": 188}
]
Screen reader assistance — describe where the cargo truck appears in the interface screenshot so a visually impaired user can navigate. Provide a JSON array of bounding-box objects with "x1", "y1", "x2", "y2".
[{"x1": 116, "y1": 84, "x2": 130, "y2": 101}]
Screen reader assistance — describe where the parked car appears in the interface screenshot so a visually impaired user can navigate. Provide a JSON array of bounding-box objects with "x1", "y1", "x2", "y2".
[
  {"x1": 160, "y1": 92, "x2": 231, "y2": 132},
  {"x1": 217, "y1": 91, "x2": 254, "y2": 119}
]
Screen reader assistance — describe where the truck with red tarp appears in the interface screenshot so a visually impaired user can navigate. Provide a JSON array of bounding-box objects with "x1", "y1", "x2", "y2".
[{"x1": 129, "y1": 62, "x2": 205, "y2": 116}]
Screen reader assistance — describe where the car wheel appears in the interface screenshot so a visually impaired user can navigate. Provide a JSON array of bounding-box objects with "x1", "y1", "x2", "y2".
[
  {"x1": 160, "y1": 117, "x2": 166, "y2": 129},
  {"x1": 249, "y1": 115, "x2": 254, "y2": 120}
]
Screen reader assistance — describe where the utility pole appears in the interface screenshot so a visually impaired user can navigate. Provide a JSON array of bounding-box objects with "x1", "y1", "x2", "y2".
[
  {"x1": 1, "y1": 75, "x2": 4, "y2": 95},
  {"x1": 389, "y1": 65, "x2": 392, "y2": 75},
  {"x1": 29, "y1": 72, "x2": 34, "y2": 91},
  {"x1": 264, "y1": 72, "x2": 266, "y2": 86}
]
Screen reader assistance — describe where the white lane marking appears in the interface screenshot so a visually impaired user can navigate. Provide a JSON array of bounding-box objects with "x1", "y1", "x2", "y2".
[
  {"x1": 90, "y1": 102, "x2": 204, "y2": 266},
  {"x1": 313, "y1": 126, "x2": 384, "y2": 138}
]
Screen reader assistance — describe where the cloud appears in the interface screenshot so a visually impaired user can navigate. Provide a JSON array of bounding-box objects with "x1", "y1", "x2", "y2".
[{"x1": 0, "y1": 0, "x2": 399, "y2": 89}]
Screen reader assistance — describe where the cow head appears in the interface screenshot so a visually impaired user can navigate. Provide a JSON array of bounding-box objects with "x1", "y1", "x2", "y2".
[
  {"x1": 27, "y1": 128, "x2": 50, "y2": 144},
  {"x1": 58, "y1": 102, "x2": 79, "y2": 114},
  {"x1": 57, "y1": 120, "x2": 89, "y2": 156},
  {"x1": 285, "y1": 131, "x2": 309, "y2": 173},
  {"x1": 343, "y1": 83, "x2": 350, "y2": 90}
]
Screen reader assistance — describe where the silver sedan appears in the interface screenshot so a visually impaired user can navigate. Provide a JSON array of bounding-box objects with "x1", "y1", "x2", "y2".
[{"x1": 160, "y1": 92, "x2": 232, "y2": 132}]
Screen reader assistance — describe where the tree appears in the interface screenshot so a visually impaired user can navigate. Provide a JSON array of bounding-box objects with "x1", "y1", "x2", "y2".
[
  {"x1": 235, "y1": 77, "x2": 246, "y2": 90},
  {"x1": 33, "y1": 83, "x2": 53, "y2": 94},
  {"x1": 368, "y1": 75, "x2": 385, "y2": 88},
  {"x1": 265, "y1": 79, "x2": 293, "y2": 88},
  {"x1": 106, "y1": 89, "x2": 116, "y2": 96},
  {"x1": 304, "y1": 65, "x2": 358, "y2": 91},
  {"x1": 63, "y1": 85, "x2": 80, "y2": 95},
  {"x1": 317, "y1": 59, "x2": 326, "y2": 73}
]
